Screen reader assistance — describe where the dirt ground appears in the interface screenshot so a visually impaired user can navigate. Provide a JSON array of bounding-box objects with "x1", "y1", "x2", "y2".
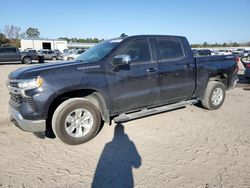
[{"x1": 0, "y1": 62, "x2": 250, "y2": 188}]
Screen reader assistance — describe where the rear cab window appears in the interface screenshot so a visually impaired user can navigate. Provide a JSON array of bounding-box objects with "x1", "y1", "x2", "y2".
[{"x1": 156, "y1": 38, "x2": 185, "y2": 61}]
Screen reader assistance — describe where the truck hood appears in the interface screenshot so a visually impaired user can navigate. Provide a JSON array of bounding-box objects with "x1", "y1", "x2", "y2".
[{"x1": 8, "y1": 61, "x2": 79, "y2": 80}]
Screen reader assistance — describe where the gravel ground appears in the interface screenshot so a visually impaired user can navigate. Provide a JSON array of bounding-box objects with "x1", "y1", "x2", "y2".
[{"x1": 0, "y1": 62, "x2": 249, "y2": 188}]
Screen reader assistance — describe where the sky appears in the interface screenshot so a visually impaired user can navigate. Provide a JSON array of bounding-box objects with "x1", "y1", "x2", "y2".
[{"x1": 0, "y1": 0, "x2": 250, "y2": 44}]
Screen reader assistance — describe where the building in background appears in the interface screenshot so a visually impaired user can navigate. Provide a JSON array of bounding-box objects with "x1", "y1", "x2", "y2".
[
  {"x1": 21, "y1": 39, "x2": 67, "y2": 52},
  {"x1": 21, "y1": 38, "x2": 97, "y2": 52}
]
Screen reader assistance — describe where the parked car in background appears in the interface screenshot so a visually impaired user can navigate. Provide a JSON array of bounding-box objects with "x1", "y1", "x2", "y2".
[
  {"x1": 63, "y1": 49, "x2": 86, "y2": 60},
  {"x1": 217, "y1": 50, "x2": 232, "y2": 55},
  {"x1": 54, "y1": 49, "x2": 63, "y2": 56},
  {"x1": 232, "y1": 48, "x2": 245, "y2": 57},
  {"x1": 211, "y1": 50, "x2": 219, "y2": 56},
  {"x1": 195, "y1": 49, "x2": 212, "y2": 56},
  {"x1": 192, "y1": 49, "x2": 198, "y2": 56},
  {"x1": 243, "y1": 50, "x2": 250, "y2": 57},
  {"x1": 63, "y1": 49, "x2": 70, "y2": 54},
  {"x1": 24, "y1": 49, "x2": 37, "y2": 53},
  {"x1": 38, "y1": 50, "x2": 62, "y2": 60},
  {"x1": 241, "y1": 55, "x2": 250, "y2": 79},
  {"x1": 0, "y1": 47, "x2": 44, "y2": 64}
]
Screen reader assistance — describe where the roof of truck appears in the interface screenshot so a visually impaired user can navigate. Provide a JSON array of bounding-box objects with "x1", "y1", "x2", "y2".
[{"x1": 121, "y1": 34, "x2": 186, "y2": 39}]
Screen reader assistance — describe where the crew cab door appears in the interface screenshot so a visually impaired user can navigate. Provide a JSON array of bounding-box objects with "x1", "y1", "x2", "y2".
[
  {"x1": 0, "y1": 48, "x2": 6, "y2": 62},
  {"x1": 0, "y1": 48, "x2": 19, "y2": 62},
  {"x1": 106, "y1": 38, "x2": 160, "y2": 114},
  {"x1": 154, "y1": 37, "x2": 196, "y2": 104}
]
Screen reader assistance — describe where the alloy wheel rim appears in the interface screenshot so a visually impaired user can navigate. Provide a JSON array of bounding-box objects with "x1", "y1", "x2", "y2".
[
  {"x1": 211, "y1": 88, "x2": 223, "y2": 106},
  {"x1": 64, "y1": 108, "x2": 93, "y2": 138},
  {"x1": 25, "y1": 58, "x2": 31, "y2": 64}
]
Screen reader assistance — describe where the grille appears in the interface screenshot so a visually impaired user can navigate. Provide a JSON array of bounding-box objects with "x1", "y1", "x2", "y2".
[
  {"x1": 9, "y1": 81, "x2": 18, "y2": 88},
  {"x1": 10, "y1": 93, "x2": 23, "y2": 104}
]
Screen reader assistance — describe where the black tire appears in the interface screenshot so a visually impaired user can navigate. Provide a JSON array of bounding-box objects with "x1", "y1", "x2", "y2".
[
  {"x1": 67, "y1": 57, "x2": 74, "y2": 61},
  {"x1": 38, "y1": 56, "x2": 45, "y2": 63},
  {"x1": 52, "y1": 98, "x2": 102, "y2": 145},
  {"x1": 52, "y1": 56, "x2": 57, "y2": 61},
  {"x1": 22, "y1": 56, "x2": 32, "y2": 64},
  {"x1": 201, "y1": 81, "x2": 226, "y2": 110}
]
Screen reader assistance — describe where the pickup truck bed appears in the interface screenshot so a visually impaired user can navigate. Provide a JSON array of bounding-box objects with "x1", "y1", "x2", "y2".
[{"x1": 194, "y1": 55, "x2": 238, "y2": 97}]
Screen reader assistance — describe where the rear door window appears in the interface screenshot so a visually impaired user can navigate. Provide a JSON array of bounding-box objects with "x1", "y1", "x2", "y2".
[
  {"x1": 0, "y1": 48, "x2": 5, "y2": 54},
  {"x1": 6, "y1": 48, "x2": 17, "y2": 53},
  {"x1": 156, "y1": 38, "x2": 185, "y2": 60}
]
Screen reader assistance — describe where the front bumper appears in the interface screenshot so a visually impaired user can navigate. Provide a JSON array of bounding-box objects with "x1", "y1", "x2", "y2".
[{"x1": 9, "y1": 106, "x2": 46, "y2": 132}]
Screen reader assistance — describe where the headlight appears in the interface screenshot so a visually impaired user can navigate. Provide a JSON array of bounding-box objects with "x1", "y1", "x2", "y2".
[{"x1": 18, "y1": 77, "x2": 43, "y2": 90}]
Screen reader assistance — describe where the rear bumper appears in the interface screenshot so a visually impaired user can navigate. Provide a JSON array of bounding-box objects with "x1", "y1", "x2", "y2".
[
  {"x1": 244, "y1": 69, "x2": 250, "y2": 78},
  {"x1": 9, "y1": 106, "x2": 46, "y2": 132}
]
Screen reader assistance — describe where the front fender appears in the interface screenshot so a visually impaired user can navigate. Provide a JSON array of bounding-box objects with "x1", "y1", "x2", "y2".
[{"x1": 43, "y1": 86, "x2": 111, "y2": 123}]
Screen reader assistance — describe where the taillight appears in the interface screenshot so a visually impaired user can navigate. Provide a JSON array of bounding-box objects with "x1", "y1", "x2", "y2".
[
  {"x1": 236, "y1": 56, "x2": 240, "y2": 63},
  {"x1": 235, "y1": 56, "x2": 239, "y2": 73},
  {"x1": 246, "y1": 63, "x2": 250, "y2": 68}
]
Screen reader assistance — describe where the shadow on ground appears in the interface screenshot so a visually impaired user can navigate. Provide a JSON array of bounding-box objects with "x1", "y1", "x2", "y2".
[{"x1": 92, "y1": 123, "x2": 141, "y2": 188}]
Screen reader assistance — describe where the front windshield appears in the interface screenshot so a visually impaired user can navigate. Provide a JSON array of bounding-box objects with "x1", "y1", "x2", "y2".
[{"x1": 75, "y1": 39, "x2": 122, "y2": 63}]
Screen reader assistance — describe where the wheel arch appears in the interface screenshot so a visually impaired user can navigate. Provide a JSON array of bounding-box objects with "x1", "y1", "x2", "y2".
[
  {"x1": 208, "y1": 72, "x2": 229, "y2": 89},
  {"x1": 45, "y1": 89, "x2": 110, "y2": 136},
  {"x1": 21, "y1": 55, "x2": 32, "y2": 62}
]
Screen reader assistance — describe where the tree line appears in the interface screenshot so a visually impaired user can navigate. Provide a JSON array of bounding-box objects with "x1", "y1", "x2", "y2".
[
  {"x1": 0, "y1": 25, "x2": 41, "y2": 47},
  {"x1": 58, "y1": 37, "x2": 103, "y2": 43},
  {"x1": 1, "y1": 25, "x2": 250, "y2": 48},
  {"x1": 0, "y1": 25, "x2": 103, "y2": 47},
  {"x1": 191, "y1": 41, "x2": 250, "y2": 48}
]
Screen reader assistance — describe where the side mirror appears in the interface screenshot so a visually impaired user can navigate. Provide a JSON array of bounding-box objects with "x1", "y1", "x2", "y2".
[{"x1": 112, "y1": 55, "x2": 131, "y2": 66}]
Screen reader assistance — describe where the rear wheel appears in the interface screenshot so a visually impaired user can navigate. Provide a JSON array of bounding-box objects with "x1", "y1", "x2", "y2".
[
  {"x1": 52, "y1": 98, "x2": 102, "y2": 145},
  {"x1": 22, "y1": 56, "x2": 32, "y2": 64},
  {"x1": 201, "y1": 81, "x2": 226, "y2": 110}
]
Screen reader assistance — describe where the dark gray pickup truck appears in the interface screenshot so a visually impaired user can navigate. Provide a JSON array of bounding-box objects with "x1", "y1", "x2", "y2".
[
  {"x1": 7, "y1": 35, "x2": 239, "y2": 145},
  {"x1": 0, "y1": 47, "x2": 43, "y2": 64}
]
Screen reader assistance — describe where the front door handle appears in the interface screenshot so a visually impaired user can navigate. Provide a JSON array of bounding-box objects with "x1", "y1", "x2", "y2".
[{"x1": 146, "y1": 68, "x2": 157, "y2": 72}]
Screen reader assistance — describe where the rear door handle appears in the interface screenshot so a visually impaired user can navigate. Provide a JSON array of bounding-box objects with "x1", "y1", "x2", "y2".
[
  {"x1": 146, "y1": 68, "x2": 157, "y2": 72},
  {"x1": 184, "y1": 64, "x2": 193, "y2": 69}
]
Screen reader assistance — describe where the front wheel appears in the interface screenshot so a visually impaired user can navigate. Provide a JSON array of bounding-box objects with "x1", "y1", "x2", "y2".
[
  {"x1": 52, "y1": 56, "x2": 57, "y2": 61},
  {"x1": 52, "y1": 98, "x2": 102, "y2": 145},
  {"x1": 201, "y1": 81, "x2": 226, "y2": 110}
]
